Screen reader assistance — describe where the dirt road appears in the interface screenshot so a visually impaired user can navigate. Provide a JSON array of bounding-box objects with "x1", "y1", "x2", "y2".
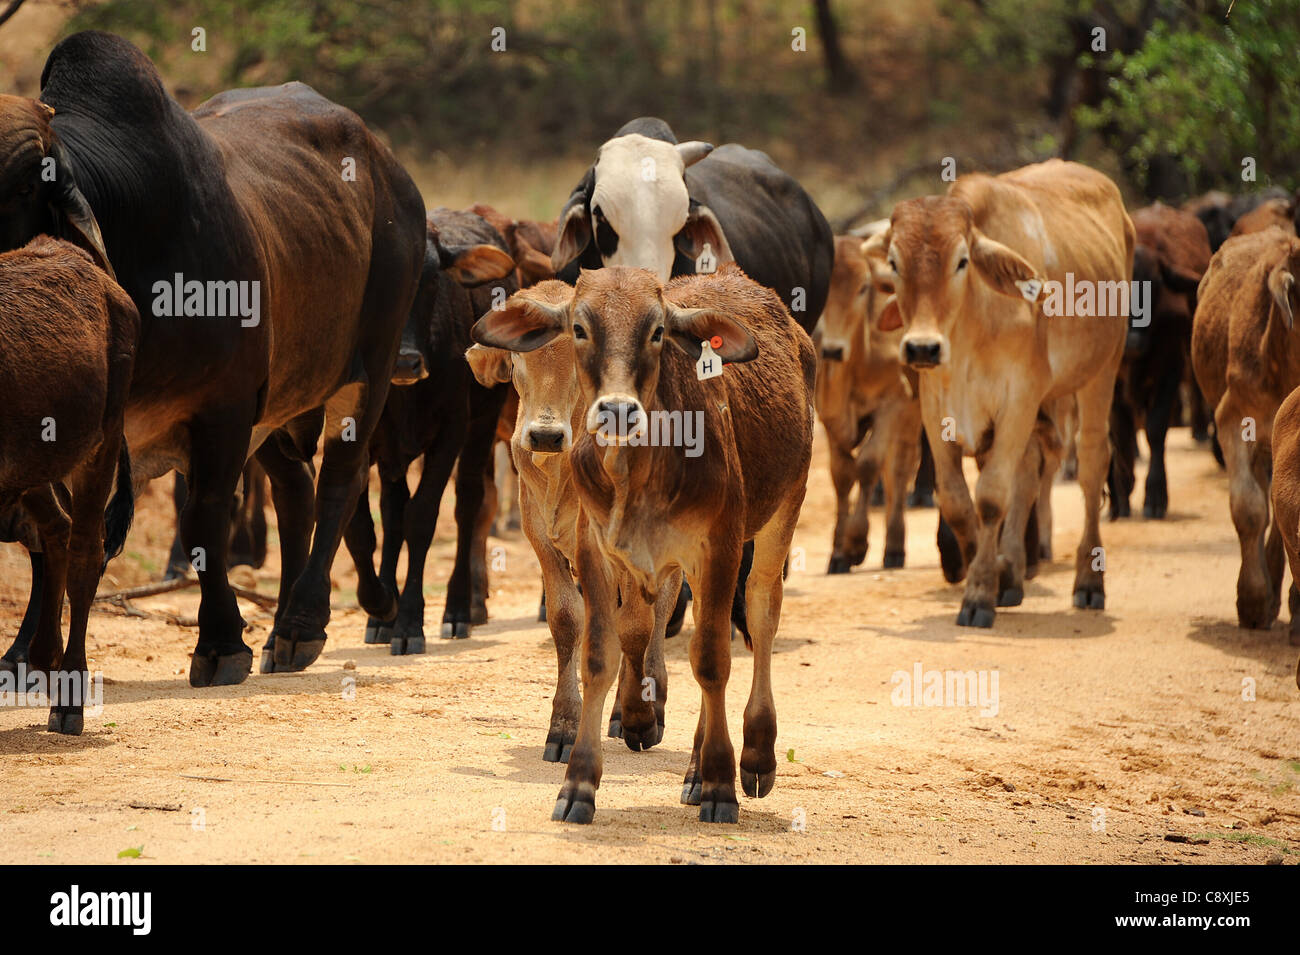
[{"x1": 1, "y1": 430, "x2": 1297, "y2": 864}]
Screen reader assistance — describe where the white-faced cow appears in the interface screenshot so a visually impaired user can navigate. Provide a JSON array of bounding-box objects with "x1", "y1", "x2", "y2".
[{"x1": 863, "y1": 159, "x2": 1134, "y2": 627}]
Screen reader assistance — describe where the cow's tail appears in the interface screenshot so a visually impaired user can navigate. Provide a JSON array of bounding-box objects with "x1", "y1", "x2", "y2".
[
  {"x1": 102, "y1": 439, "x2": 135, "y2": 572},
  {"x1": 731, "y1": 540, "x2": 754, "y2": 650}
]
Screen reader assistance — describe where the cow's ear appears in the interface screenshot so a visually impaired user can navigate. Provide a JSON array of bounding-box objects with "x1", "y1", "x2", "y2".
[
  {"x1": 860, "y1": 230, "x2": 895, "y2": 294},
  {"x1": 514, "y1": 235, "x2": 556, "y2": 286},
  {"x1": 675, "y1": 201, "x2": 735, "y2": 266},
  {"x1": 47, "y1": 138, "x2": 114, "y2": 280},
  {"x1": 465, "y1": 344, "x2": 514, "y2": 387},
  {"x1": 877, "y1": 295, "x2": 903, "y2": 332},
  {"x1": 552, "y1": 172, "x2": 595, "y2": 273},
  {"x1": 1268, "y1": 261, "x2": 1296, "y2": 331},
  {"x1": 441, "y1": 243, "x2": 516, "y2": 286},
  {"x1": 676, "y1": 141, "x2": 714, "y2": 168},
  {"x1": 971, "y1": 231, "x2": 1044, "y2": 302},
  {"x1": 666, "y1": 305, "x2": 758, "y2": 363},
  {"x1": 472, "y1": 285, "x2": 572, "y2": 352}
]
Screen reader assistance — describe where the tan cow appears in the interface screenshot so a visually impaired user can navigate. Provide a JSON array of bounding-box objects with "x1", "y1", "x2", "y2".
[
  {"x1": 1191, "y1": 227, "x2": 1300, "y2": 629},
  {"x1": 816, "y1": 235, "x2": 922, "y2": 572},
  {"x1": 1268, "y1": 385, "x2": 1300, "y2": 649},
  {"x1": 863, "y1": 159, "x2": 1133, "y2": 627},
  {"x1": 467, "y1": 288, "x2": 670, "y2": 762},
  {"x1": 472, "y1": 264, "x2": 816, "y2": 824}
]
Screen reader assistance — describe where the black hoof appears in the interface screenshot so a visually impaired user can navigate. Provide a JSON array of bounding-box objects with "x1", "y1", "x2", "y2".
[
  {"x1": 440, "y1": 620, "x2": 471, "y2": 639},
  {"x1": 542, "y1": 730, "x2": 575, "y2": 763},
  {"x1": 681, "y1": 773, "x2": 702, "y2": 805},
  {"x1": 827, "y1": 555, "x2": 851, "y2": 575},
  {"x1": 470, "y1": 604, "x2": 488, "y2": 626},
  {"x1": 882, "y1": 549, "x2": 905, "y2": 569},
  {"x1": 607, "y1": 713, "x2": 623, "y2": 739},
  {"x1": 390, "y1": 634, "x2": 425, "y2": 655},
  {"x1": 363, "y1": 620, "x2": 392, "y2": 645},
  {"x1": 1073, "y1": 588, "x2": 1105, "y2": 610},
  {"x1": 1110, "y1": 499, "x2": 1131, "y2": 520},
  {"x1": 740, "y1": 767, "x2": 775, "y2": 798},
  {"x1": 956, "y1": 601, "x2": 995, "y2": 628},
  {"x1": 908, "y1": 489, "x2": 934, "y2": 508},
  {"x1": 699, "y1": 799, "x2": 739, "y2": 823},
  {"x1": 551, "y1": 788, "x2": 596, "y2": 824},
  {"x1": 191, "y1": 647, "x2": 253, "y2": 686},
  {"x1": 47, "y1": 708, "x2": 83, "y2": 736},
  {"x1": 937, "y1": 517, "x2": 966, "y2": 583},
  {"x1": 622, "y1": 721, "x2": 661, "y2": 752},
  {"x1": 997, "y1": 587, "x2": 1024, "y2": 607},
  {"x1": 1142, "y1": 500, "x2": 1167, "y2": 519},
  {"x1": 269, "y1": 629, "x2": 327, "y2": 672}
]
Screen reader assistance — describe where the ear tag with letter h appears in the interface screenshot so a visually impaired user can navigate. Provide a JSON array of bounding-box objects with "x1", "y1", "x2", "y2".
[{"x1": 696, "y1": 336, "x2": 724, "y2": 381}]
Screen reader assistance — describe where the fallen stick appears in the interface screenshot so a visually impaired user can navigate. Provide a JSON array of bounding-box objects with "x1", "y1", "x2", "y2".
[
  {"x1": 94, "y1": 577, "x2": 277, "y2": 610},
  {"x1": 179, "y1": 773, "x2": 350, "y2": 787}
]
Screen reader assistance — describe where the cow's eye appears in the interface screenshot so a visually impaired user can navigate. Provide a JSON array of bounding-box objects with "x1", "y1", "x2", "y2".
[
  {"x1": 956, "y1": 257, "x2": 968, "y2": 272},
  {"x1": 572, "y1": 323, "x2": 588, "y2": 341},
  {"x1": 650, "y1": 325, "x2": 664, "y2": 344},
  {"x1": 888, "y1": 258, "x2": 898, "y2": 273}
]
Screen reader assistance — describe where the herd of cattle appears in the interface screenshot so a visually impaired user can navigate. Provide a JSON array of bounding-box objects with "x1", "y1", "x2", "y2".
[{"x1": 1, "y1": 31, "x2": 1298, "y2": 824}]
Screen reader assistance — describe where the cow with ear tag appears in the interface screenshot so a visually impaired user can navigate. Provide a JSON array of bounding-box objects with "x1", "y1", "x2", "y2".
[
  {"x1": 862, "y1": 159, "x2": 1132, "y2": 629},
  {"x1": 473, "y1": 264, "x2": 816, "y2": 825},
  {"x1": 552, "y1": 117, "x2": 833, "y2": 334}
]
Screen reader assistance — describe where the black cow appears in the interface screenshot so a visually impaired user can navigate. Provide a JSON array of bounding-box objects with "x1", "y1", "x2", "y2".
[
  {"x1": 0, "y1": 33, "x2": 426, "y2": 687},
  {"x1": 344, "y1": 208, "x2": 516, "y2": 651}
]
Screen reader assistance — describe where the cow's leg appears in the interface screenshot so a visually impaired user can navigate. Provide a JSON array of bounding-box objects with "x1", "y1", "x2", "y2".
[
  {"x1": 613, "y1": 569, "x2": 678, "y2": 752},
  {"x1": 1107, "y1": 379, "x2": 1136, "y2": 519},
  {"x1": 269, "y1": 381, "x2": 384, "y2": 672},
  {"x1": 909, "y1": 427, "x2": 936, "y2": 507},
  {"x1": 1034, "y1": 433, "x2": 1060, "y2": 565},
  {"x1": 685, "y1": 546, "x2": 744, "y2": 822},
  {"x1": 882, "y1": 403, "x2": 920, "y2": 568},
  {"x1": 995, "y1": 437, "x2": 1043, "y2": 607},
  {"x1": 21, "y1": 487, "x2": 69, "y2": 678},
  {"x1": 959, "y1": 407, "x2": 1037, "y2": 628},
  {"x1": 740, "y1": 489, "x2": 804, "y2": 800},
  {"x1": 847, "y1": 425, "x2": 888, "y2": 568},
  {"x1": 552, "y1": 524, "x2": 621, "y2": 824},
  {"x1": 493, "y1": 441, "x2": 521, "y2": 534},
  {"x1": 1142, "y1": 355, "x2": 1180, "y2": 519},
  {"x1": 1, "y1": 550, "x2": 43, "y2": 672},
  {"x1": 1072, "y1": 369, "x2": 1117, "y2": 611},
  {"x1": 187, "y1": 415, "x2": 257, "y2": 687},
  {"x1": 1216, "y1": 396, "x2": 1275, "y2": 627},
  {"x1": 389, "y1": 440, "x2": 459, "y2": 654},
  {"x1": 1261, "y1": 457, "x2": 1285, "y2": 627},
  {"x1": 825, "y1": 431, "x2": 859, "y2": 574},
  {"x1": 929, "y1": 429, "x2": 976, "y2": 584},
  {"x1": 49, "y1": 442, "x2": 119, "y2": 735},
  {"x1": 230, "y1": 462, "x2": 269, "y2": 568},
  {"x1": 470, "y1": 462, "x2": 496, "y2": 625},
  {"x1": 364, "y1": 464, "x2": 412, "y2": 644},
  {"x1": 342, "y1": 476, "x2": 390, "y2": 626},
  {"x1": 443, "y1": 383, "x2": 508, "y2": 638},
  {"x1": 254, "y1": 435, "x2": 317, "y2": 672},
  {"x1": 534, "y1": 534, "x2": 583, "y2": 762},
  {"x1": 164, "y1": 473, "x2": 190, "y2": 579}
]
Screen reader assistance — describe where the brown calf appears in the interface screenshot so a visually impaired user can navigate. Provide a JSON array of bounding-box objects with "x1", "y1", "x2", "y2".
[
  {"x1": 0, "y1": 237, "x2": 137, "y2": 734},
  {"x1": 864, "y1": 159, "x2": 1133, "y2": 627},
  {"x1": 1192, "y1": 227, "x2": 1300, "y2": 629},
  {"x1": 816, "y1": 235, "x2": 922, "y2": 572},
  {"x1": 472, "y1": 265, "x2": 815, "y2": 823},
  {"x1": 1269, "y1": 386, "x2": 1300, "y2": 649}
]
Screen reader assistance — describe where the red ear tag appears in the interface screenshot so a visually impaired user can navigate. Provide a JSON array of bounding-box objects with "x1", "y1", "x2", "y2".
[{"x1": 709, "y1": 335, "x2": 723, "y2": 350}]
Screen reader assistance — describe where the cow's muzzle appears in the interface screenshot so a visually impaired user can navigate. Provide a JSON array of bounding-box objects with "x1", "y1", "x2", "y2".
[
  {"x1": 391, "y1": 348, "x2": 429, "y2": 385},
  {"x1": 902, "y1": 337, "x2": 943, "y2": 369},
  {"x1": 588, "y1": 395, "x2": 647, "y2": 444},
  {"x1": 526, "y1": 423, "x2": 570, "y2": 454},
  {"x1": 821, "y1": 345, "x2": 845, "y2": 362}
]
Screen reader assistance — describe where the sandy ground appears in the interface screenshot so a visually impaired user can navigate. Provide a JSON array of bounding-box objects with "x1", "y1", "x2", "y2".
[{"x1": 1, "y1": 428, "x2": 1297, "y2": 865}]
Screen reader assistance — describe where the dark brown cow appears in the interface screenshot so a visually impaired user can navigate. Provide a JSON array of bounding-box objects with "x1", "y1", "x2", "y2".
[
  {"x1": 473, "y1": 264, "x2": 815, "y2": 824},
  {"x1": 1192, "y1": 227, "x2": 1300, "y2": 630},
  {"x1": 0, "y1": 34, "x2": 427, "y2": 687},
  {"x1": 0, "y1": 236, "x2": 137, "y2": 734},
  {"x1": 1108, "y1": 203, "x2": 1212, "y2": 519},
  {"x1": 1269, "y1": 385, "x2": 1300, "y2": 649}
]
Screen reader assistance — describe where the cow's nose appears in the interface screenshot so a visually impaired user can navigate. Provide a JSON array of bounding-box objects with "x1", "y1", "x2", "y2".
[
  {"x1": 597, "y1": 399, "x2": 643, "y2": 433},
  {"x1": 527, "y1": 426, "x2": 566, "y2": 454},
  {"x1": 903, "y1": 340, "x2": 942, "y2": 368},
  {"x1": 821, "y1": 345, "x2": 844, "y2": 362},
  {"x1": 391, "y1": 348, "x2": 428, "y2": 385}
]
